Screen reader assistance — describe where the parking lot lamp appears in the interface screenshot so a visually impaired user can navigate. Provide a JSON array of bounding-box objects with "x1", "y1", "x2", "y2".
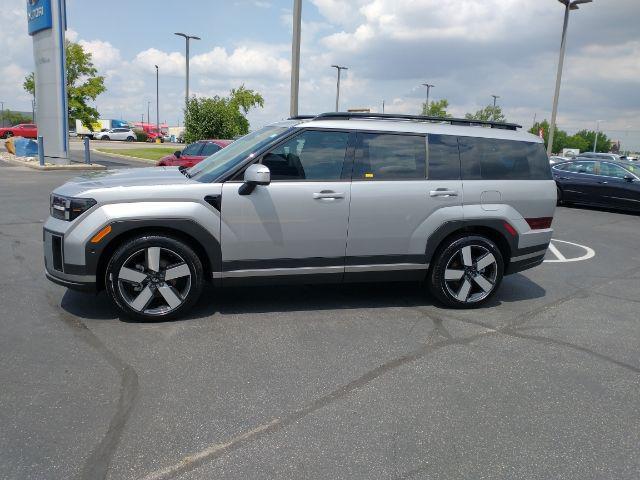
[
  {"x1": 290, "y1": 0, "x2": 302, "y2": 117},
  {"x1": 593, "y1": 120, "x2": 603, "y2": 152},
  {"x1": 547, "y1": 0, "x2": 593, "y2": 156},
  {"x1": 422, "y1": 83, "x2": 434, "y2": 113},
  {"x1": 155, "y1": 65, "x2": 159, "y2": 139},
  {"x1": 174, "y1": 33, "x2": 200, "y2": 114},
  {"x1": 332, "y1": 65, "x2": 348, "y2": 112},
  {"x1": 1, "y1": 101, "x2": 4, "y2": 128}
]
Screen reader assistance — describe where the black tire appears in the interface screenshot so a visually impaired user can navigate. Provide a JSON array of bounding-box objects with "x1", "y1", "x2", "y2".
[
  {"x1": 102, "y1": 136, "x2": 110, "y2": 141},
  {"x1": 105, "y1": 235, "x2": 204, "y2": 321},
  {"x1": 556, "y1": 185, "x2": 563, "y2": 206},
  {"x1": 428, "y1": 235, "x2": 504, "y2": 309},
  {"x1": 5, "y1": 132, "x2": 14, "y2": 138},
  {"x1": 126, "y1": 136, "x2": 135, "y2": 142}
]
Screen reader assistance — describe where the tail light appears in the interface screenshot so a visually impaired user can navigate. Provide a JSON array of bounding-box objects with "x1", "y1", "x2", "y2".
[{"x1": 525, "y1": 217, "x2": 553, "y2": 230}]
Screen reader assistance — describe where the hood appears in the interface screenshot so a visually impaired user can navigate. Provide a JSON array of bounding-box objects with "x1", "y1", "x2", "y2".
[{"x1": 53, "y1": 166, "x2": 192, "y2": 197}]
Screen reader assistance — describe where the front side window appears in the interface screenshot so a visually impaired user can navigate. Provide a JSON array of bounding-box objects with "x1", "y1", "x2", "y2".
[
  {"x1": 353, "y1": 133, "x2": 426, "y2": 180},
  {"x1": 200, "y1": 142, "x2": 221, "y2": 157},
  {"x1": 182, "y1": 143, "x2": 203, "y2": 156},
  {"x1": 262, "y1": 129, "x2": 349, "y2": 181},
  {"x1": 428, "y1": 134, "x2": 460, "y2": 180},
  {"x1": 459, "y1": 137, "x2": 552, "y2": 180},
  {"x1": 599, "y1": 162, "x2": 631, "y2": 179}
]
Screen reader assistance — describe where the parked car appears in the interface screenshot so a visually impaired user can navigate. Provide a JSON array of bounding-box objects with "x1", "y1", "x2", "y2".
[
  {"x1": 44, "y1": 112, "x2": 556, "y2": 320},
  {"x1": 553, "y1": 159, "x2": 640, "y2": 211},
  {"x1": 157, "y1": 140, "x2": 232, "y2": 168},
  {"x1": 0, "y1": 123, "x2": 37, "y2": 139},
  {"x1": 92, "y1": 128, "x2": 136, "y2": 141},
  {"x1": 574, "y1": 152, "x2": 623, "y2": 162}
]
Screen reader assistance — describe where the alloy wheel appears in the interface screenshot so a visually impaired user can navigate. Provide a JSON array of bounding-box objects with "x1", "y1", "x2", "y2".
[
  {"x1": 117, "y1": 247, "x2": 191, "y2": 316},
  {"x1": 443, "y1": 244, "x2": 498, "y2": 303}
]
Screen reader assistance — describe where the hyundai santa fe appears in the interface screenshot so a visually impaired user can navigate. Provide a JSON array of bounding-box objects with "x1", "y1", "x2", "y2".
[{"x1": 44, "y1": 113, "x2": 556, "y2": 321}]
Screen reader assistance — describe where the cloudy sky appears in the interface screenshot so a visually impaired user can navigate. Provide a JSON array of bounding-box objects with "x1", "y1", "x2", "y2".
[{"x1": 2, "y1": 0, "x2": 640, "y2": 149}]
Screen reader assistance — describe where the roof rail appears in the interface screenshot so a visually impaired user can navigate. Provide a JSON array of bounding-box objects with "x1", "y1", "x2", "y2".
[
  {"x1": 311, "y1": 112, "x2": 522, "y2": 131},
  {"x1": 288, "y1": 115, "x2": 316, "y2": 120}
]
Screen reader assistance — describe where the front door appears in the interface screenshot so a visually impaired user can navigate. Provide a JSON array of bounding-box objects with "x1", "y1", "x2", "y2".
[
  {"x1": 220, "y1": 129, "x2": 353, "y2": 281},
  {"x1": 345, "y1": 132, "x2": 463, "y2": 280}
]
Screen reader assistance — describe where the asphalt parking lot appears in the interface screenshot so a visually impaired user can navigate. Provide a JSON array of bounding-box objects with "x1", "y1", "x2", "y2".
[{"x1": 1, "y1": 159, "x2": 639, "y2": 480}]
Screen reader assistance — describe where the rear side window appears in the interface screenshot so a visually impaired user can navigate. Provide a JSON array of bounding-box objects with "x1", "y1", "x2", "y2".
[
  {"x1": 182, "y1": 143, "x2": 203, "y2": 156},
  {"x1": 459, "y1": 137, "x2": 552, "y2": 180},
  {"x1": 201, "y1": 143, "x2": 221, "y2": 156},
  {"x1": 428, "y1": 134, "x2": 460, "y2": 180},
  {"x1": 354, "y1": 133, "x2": 426, "y2": 180}
]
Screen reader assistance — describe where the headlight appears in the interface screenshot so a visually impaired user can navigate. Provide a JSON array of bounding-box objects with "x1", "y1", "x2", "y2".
[{"x1": 50, "y1": 195, "x2": 97, "y2": 221}]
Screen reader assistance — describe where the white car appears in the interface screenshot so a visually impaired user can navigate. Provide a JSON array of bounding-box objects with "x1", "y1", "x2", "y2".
[{"x1": 93, "y1": 128, "x2": 136, "y2": 141}]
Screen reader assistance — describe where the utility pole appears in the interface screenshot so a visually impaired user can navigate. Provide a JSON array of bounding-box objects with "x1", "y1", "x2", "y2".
[
  {"x1": 422, "y1": 83, "x2": 434, "y2": 113},
  {"x1": 155, "y1": 65, "x2": 160, "y2": 138},
  {"x1": 140, "y1": 114, "x2": 144, "y2": 127},
  {"x1": 382, "y1": 100, "x2": 385, "y2": 114},
  {"x1": 174, "y1": 32, "x2": 201, "y2": 115},
  {"x1": 548, "y1": 0, "x2": 593, "y2": 156},
  {"x1": 0, "y1": 101, "x2": 4, "y2": 128},
  {"x1": 332, "y1": 65, "x2": 348, "y2": 112},
  {"x1": 147, "y1": 101, "x2": 151, "y2": 126},
  {"x1": 290, "y1": 0, "x2": 302, "y2": 117},
  {"x1": 492, "y1": 95, "x2": 500, "y2": 108}
]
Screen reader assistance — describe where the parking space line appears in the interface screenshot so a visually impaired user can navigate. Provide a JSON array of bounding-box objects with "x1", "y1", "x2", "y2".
[{"x1": 547, "y1": 243, "x2": 567, "y2": 261}]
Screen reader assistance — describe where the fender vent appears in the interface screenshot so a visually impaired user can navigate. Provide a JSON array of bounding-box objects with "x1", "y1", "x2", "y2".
[{"x1": 204, "y1": 195, "x2": 221, "y2": 212}]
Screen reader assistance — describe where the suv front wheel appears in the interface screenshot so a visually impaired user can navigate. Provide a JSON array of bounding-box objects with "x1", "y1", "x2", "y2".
[
  {"x1": 428, "y1": 235, "x2": 504, "y2": 308},
  {"x1": 105, "y1": 235, "x2": 204, "y2": 321}
]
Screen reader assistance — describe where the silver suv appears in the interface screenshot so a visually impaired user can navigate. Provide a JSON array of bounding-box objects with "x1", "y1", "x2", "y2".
[{"x1": 44, "y1": 113, "x2": 556, "y2": 320}]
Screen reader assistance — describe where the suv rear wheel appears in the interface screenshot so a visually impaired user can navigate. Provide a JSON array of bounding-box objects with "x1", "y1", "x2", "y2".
[
  {"x1": 105, "y1": 235, "x2": 204, "y2": 321},
  {"x1": 428, "y1": 235, "x2": 504, "y2": 308}
]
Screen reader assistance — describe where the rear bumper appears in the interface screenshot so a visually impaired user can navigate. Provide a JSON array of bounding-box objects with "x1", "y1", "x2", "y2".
[{"x1": 505, "y1": 244, "x2": 548, "y2": 275}]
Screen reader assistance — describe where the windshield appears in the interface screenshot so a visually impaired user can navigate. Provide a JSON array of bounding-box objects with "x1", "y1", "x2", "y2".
[{"x1": 188, "y1": 125, "x2": 290, "y2": 182}]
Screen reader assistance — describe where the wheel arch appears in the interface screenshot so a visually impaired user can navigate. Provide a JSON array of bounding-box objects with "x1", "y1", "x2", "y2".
[
  {"x1": 426, "y1": 220, "x2": 516, "y2": 270},
  {"x1": 90, "y1": 220, "x2": 220, "y2": 291}
]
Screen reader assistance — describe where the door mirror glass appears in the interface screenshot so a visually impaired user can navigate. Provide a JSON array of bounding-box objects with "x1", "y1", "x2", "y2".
[
  {"x1": 623, "y1": 174, "x2": 635, "y2": 182},
  {"x1": 174, "y1": 151, "x2": 181, "y2": 158}
]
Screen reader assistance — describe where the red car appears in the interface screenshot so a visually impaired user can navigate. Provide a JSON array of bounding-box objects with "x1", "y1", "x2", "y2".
[
  {"x1": 157, "y1": 139, "x2": 232, "y2": 168},
  {"x1": 0, "y1": 123, "x2": 37, "y2": 139}
]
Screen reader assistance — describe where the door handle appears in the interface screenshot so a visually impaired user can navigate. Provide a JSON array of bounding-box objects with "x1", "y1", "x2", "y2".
[
  {"x1": 597, "y1": 181, "x2": 608, "y2": 184},
  {"x1": 429, "y1": 188, "x2": 458, "y2": 197},
  {"x1": 313, "y1": 191, "x2": 345, "y2": 199}
]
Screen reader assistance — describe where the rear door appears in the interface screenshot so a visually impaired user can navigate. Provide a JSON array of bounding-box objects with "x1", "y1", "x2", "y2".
[
  {"x1": 220, "y1": 128, "x2": 353, "y2": 280},
  {"x1": 345, "y1": 132, "x2": 462, "y2": 280},
  {"x1": 597, "y1": 162, "x2": 640, "y2": 209}
]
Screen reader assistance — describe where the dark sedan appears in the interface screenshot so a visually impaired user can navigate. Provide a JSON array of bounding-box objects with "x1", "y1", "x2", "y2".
[{"x1": 553, "y1": 159, "x2": 640, "y2": 212}]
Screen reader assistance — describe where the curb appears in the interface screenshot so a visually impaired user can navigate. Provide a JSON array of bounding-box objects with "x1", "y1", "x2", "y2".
[
  {"x1": 93, "y1": 149, "x2": 160, "y2": 164},
  {"x1": 1, "y1": 155, "x2": 106, "y2": 170}
]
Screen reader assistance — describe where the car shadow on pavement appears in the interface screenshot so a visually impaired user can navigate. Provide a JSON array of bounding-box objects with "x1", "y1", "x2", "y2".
[{"x1": 59, "y1": 273, "x2": 545, "y2": 323}]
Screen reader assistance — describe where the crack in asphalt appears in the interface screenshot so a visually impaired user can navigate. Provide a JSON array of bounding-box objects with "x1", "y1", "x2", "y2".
[
  {"x1": 46, "y1": 292, "x2": 139, "y2": 480},
  {"x1": 140, "y1": 264, "x2": 640, "y2": 479}
]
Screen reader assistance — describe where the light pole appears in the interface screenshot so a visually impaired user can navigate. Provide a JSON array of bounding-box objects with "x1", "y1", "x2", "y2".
[
  {"x1": 547, "y1": 0, "x2": 593, "y2": 156},
  {"x1": 290, "y1": 0, "x2": 302, "y2": 117},
  {"x1": 155, "y1": 65, "x2": 159, "y2": 139},
  {"x1": 593, "y1": 120, "x2": 603, "y2": 152},
  {"x1": 491, "y1": 95, "x2": 500, "y2": 108},
  {"x1": 147, "y1": 101, "x2": 151, "y2": 126},
  {"x1": 332, "y1": 65, "x2": 348, "y2": 112},
  {"x1": 0, "y1": 101, "x2": 4, "y2": 128},
  {"x1": 174, "y1": 32, "x2": 200, "y2": 114},
  {"x1": 422, "y1": 83, "x2": 434, "y2": 113}
]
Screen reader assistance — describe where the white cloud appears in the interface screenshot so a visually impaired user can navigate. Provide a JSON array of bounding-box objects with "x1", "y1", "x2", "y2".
[
  {"x1": 78, "y1": 39, "x2": 122, "y2": 71},
  {"x1": 191, "y1": 45, "x2": 290, "y2": 79},
  {"x1": 134, "y1": 48, "x2": 185, "y2": 76}
]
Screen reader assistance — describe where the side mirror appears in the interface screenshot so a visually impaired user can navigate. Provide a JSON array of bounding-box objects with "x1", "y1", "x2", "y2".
[
  {"x1": 174, "y1": 151, "x2": 181, "y2": 158},
  {"x1": 623, "y1": 175, "x2": 635, "y2": 182},
  {"x1": 239, "y1": 164, "x2": 271, "y2": 195}
]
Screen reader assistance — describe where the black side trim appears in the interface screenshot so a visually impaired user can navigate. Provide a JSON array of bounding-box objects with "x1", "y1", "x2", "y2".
[
  {"x1": 223, "y1": 254, "x2": 427, "y2": 271},
  {"x1": 204, "y1": 195, "x2": 221, "y2": 211},
  {"x1": 85, "y1": 219, "x2": 222, "y2": 276},
  {"x1": 345, "y1": 254, "x2": 426, "y2": 266}
]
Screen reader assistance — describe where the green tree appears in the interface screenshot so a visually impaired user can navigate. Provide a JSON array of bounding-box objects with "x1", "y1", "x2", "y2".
[
  {"x1": 1, "y1": 110, "x2": 32, "y2": 127},
  {"x1": 184, "y1": 86, "x2": 264, "y2": 143},
  {"x1": 23, "y1": 40, "x2": 106, "y2": 129},
  {"x1": 421, "y1": 99, "x2": 451, "y2": 118},
  {"x1": 465, "y1": 105, "x2": 506, "y2": 123},
  {"x1": 529, "y1": 119, "x2": 570, "y2": 154},
  {"x1": 573, "y1": 129, "x2": 611, "y2": 153}
]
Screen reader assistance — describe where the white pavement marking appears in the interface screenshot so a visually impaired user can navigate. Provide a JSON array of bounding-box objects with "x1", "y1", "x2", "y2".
[{"x1": 544, "y1": 239, "x2": 595, "y2": 263}]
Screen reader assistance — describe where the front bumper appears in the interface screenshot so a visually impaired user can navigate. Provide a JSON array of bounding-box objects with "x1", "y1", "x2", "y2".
[{"x1": 43, "y1": 228, "x2": 96, "y2": 293}]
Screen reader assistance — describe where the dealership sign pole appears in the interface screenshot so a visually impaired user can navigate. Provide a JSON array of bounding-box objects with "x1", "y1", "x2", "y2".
[{"x1": 27, "y1": 0, "x2": 69, "y2": 161}]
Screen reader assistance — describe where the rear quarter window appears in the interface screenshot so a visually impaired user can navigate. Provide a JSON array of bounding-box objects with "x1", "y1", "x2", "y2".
[{"x1": 459, "y1": 137, "x2": 552, "y2": 180}]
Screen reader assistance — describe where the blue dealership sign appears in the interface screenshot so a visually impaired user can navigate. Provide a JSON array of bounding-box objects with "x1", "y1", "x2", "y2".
[{"x1": 27, "y1": 0, "x2": 53, "y2": 36}]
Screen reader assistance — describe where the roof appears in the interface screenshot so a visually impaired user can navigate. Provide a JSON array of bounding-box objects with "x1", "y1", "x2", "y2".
[{"x1": 291, "y1": 113, "x2": 541, "y2": 143}]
